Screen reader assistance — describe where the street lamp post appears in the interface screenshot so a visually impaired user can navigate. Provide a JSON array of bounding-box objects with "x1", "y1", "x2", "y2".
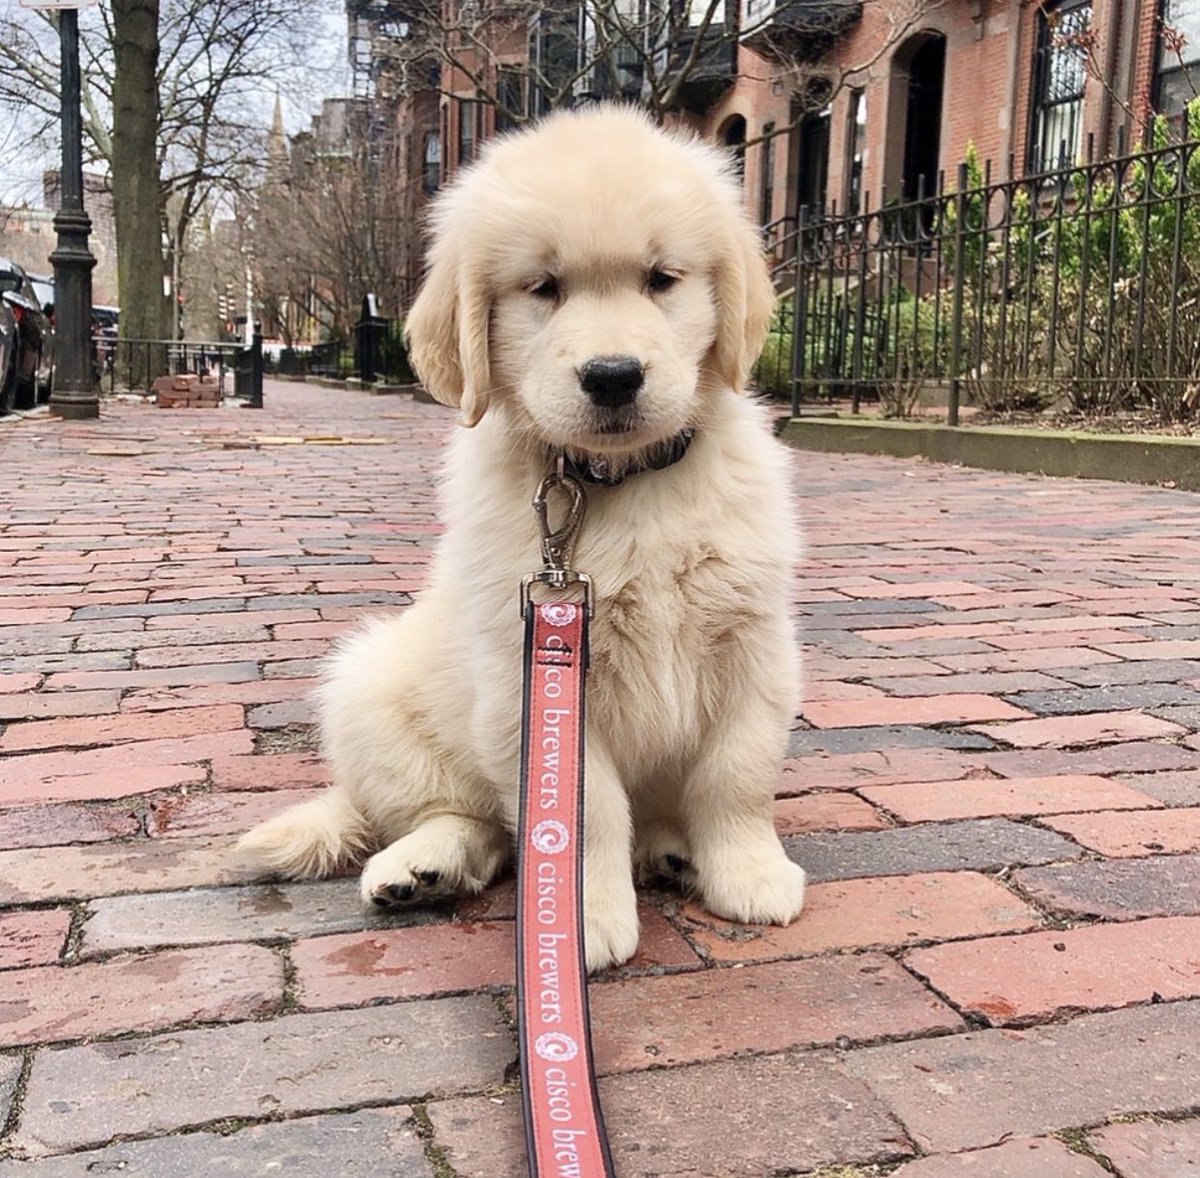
[{"x1": 24, "y1": 0, "x2": 100, "y2": 419}]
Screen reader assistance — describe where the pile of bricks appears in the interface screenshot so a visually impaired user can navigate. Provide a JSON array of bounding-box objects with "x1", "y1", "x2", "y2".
[{"x1": 154, "y1": 373, "x2": 222, "y2": 409}]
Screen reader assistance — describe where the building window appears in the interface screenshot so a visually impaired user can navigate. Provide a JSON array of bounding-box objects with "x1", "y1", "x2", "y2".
[
  {"x1": 458, "y1": 100, "x2": 478, "y2": 164},
  {"x1": 1028, "y1": 0, "x2": 1092, "y2": 173},
  {"x1": 1157, "y1": 0, "x2": 1200, "y2": 130},
  {"x1": 759, "y1": 122, "x2": 776, "y2": 225},
  {"x1": 497, "y1": 68, "x2": 525, "y2": 131},
  {"x1": 845, "y1": 89, "x2": 867, "y2": 215},
  {"x1": 797, "y1": 107, "x2": 831, "y2": 215},
  {"x1": 423, "y1": 131, "x2": 441, "y2": 195},
  {"x1": 529, "y1": 10, "x2": 577, "y2": 115},
  {"x1": 687, "y1": 0, "x2": 725, "y2": 26}
]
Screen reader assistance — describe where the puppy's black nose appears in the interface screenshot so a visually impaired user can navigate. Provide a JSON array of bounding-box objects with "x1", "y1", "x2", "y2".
[{"x1": 580, "y1": 356, "x2": 644, "y2": 408}]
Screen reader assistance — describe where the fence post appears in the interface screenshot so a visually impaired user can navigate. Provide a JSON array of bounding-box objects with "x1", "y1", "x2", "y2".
[
  {"x1": 790, "y1": 205, "x2": 809, "y2": 418},
  {"x1": 250, "y1": 322, "x2": 263, "y2": 408},
  {"x1": 948, "y1": 161, "x2": 968, "y2": 427},
  {"x1": 850, "y1": 192, "x2": 870, "y2": 415}
]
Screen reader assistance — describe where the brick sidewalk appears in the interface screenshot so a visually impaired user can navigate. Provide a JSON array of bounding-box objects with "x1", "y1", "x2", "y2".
[{"x1": 1, "y1": 381, "x2": 1198, "y2": 1176}]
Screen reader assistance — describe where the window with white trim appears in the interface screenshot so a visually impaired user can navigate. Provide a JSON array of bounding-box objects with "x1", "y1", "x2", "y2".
[{"x1": 1028, "y1": 0, "x2": 1092, "y2": 173}]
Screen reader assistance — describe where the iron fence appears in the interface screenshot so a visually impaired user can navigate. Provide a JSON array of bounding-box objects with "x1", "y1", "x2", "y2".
[
  {"x1": 98, "y1": 338, "x2": 252, "y2": 398},
  {"x1": 264, "y1": 323, "x2": 414, "y2": 385},
  {"x1": 759, "y1": 125, "x2": 1200, "y2": 425}
]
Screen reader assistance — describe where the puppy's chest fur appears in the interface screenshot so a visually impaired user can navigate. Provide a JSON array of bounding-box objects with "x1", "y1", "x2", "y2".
[{"x1": 577, "y1": 509, "x2": 780, "y2": 769}]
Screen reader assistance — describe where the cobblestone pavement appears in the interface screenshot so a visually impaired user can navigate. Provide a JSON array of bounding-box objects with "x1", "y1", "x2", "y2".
[{"x1": 1, "y1": 381, "x2": 1199, "y2": 1176}]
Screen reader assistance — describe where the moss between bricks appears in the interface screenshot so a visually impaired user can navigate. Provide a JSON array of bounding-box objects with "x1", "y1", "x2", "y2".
[{"x1": 779, "y1": 418, "x2": 1200, "y2": 492}]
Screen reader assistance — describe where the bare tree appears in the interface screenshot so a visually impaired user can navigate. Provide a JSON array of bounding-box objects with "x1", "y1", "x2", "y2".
[
  {"x1": 112, "y1": 0, "x2": 164, "y2": 372},
  {"x1": 253, "y1": 117, "x2": 418, "y2": 340},
  {"x1": 367, "y1": 0, "x2": 945, "y2": 130},
  {"x1": 0, "y1": 0, "x2": 339, "y2": 352}
]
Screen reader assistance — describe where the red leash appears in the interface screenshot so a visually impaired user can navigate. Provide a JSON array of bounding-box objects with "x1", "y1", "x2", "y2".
[{"x1": 517, "y1": 464, "x2": 615, "y2": 1178}]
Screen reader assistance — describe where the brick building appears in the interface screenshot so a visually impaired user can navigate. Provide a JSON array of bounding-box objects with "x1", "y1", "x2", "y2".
[
  {"x1": 715, "y1": 0, "x2": 1200, "y2": 232},
  {"x1": 347, "y1": 0, "x2": 1200, "y2": 290},
  {"x1": 0, "y1": 171, "x2": 118, "y2": 305}
]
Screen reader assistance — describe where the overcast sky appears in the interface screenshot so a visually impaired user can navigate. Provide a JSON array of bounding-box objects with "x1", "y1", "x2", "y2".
[{"x1": 0, "y1": 5, "x2": 351, "y2": 208}]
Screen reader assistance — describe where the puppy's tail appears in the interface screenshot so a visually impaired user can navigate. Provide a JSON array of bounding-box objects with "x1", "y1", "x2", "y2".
[{"x1": 236, "y1": 789, "x2": 371, "y2": 880}]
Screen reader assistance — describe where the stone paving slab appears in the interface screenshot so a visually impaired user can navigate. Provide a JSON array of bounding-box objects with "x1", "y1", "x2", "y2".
[
  {"x1": 891, "y1": 1137, "x2": 1110, "y2": 1177},
  {"x1": 430, "y1": 1052, "x2": 914, "y2": 1177},
  {"x1": 845, "y1": 1000, "x2": 1200, "y2": 1152},
  {"x1": 79, "y1": 878, "x2": 451, "y2": 954},
  {"x1": 0, "y1": 1055, "x2": 20, "y2": 1131},
  {"x1": 905, "y1": 915, "x2": 1200, "y2": 1023},
  {"x1": 4, "y1": 384, "x2": 1200, "y2": 1174},
  {"x1": 1043, "y1": 806, "x2": 1200, "y2": 856},
  {"x1": 0, "y1": 835, "x2": 245, "y2": 904},
  {"x1": 1053, "y1": 658, "x2": 1200, "y2": 686},
  {"x1": 1014, "y1": 853, "x2": 1200, "y2": 919},
  {"x1": 682, "y1": 871, "x2": 1042, "y2": 961},
  {"x1": 0, "y1": 910, "x2": 70, "y2": 970},
  {"x1": 585, "y1": 953, "x2": 963, "y2": 1073},
  {"x1": 1005, "y1": 682, "x2": 1200, "y2": 715},
  {"x1": 859, "y1": 774, "x2": 1161, "y2": 821},
  {"x1": 0, "y1": 1110, "x2": 431, "y2": 1177},
  {"x1": 0, "y1": 942, "x2": 282, "y2": 1046},
  {"x1": 784, "y1": 817, "x2": 1080, "y2": 881},
  {"x1": 1088, "y1": 1118, "x2": 1200, "y2": 1177},
  {"x1": 14, "y1": 998, "x2": 512, "y2": 1158}
]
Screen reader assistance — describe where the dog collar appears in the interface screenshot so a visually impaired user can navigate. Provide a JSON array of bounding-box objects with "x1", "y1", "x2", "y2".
[{"x1": 561, "y1": 429, "x2": 695, "y2": 487}]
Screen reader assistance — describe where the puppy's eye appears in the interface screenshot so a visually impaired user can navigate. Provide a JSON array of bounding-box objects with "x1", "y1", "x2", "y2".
[
  {"x1": 647, "y1": 268, "x2": 681, "y2": 294},
  {"x1": 528, "y1": 276, "x2": 560, "y2": 301}
]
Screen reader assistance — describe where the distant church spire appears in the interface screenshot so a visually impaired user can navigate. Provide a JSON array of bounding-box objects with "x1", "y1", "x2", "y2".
[{"x1": 267, "y1": 93, "x2": 288, "y2": 178}]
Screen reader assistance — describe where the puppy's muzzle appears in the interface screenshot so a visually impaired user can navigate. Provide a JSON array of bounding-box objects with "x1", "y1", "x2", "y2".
[{"x1": 579, "y1": 356, "x2": 645, "y2": 409}]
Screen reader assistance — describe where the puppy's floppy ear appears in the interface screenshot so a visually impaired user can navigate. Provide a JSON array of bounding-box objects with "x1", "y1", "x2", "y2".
[
  {"x1": 707, "y1": 210, "x2": 777, "y2": 392},
  {"x1": 404, "y1": 225, "x2": 492, "y2": 426}
]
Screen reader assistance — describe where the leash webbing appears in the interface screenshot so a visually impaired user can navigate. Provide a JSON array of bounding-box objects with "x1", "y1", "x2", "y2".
[{"x1": 516, "y1": 600, "x2": 615, "y2": 1177}]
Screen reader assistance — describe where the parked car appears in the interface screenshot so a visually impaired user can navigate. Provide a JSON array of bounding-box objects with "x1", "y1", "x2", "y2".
[
  {"x1": 28, "y1": 273, "x2": 56, "y2": 398},
  {"x1": 0, "y1": 298, "x2": 17, "y2": 415},
  {"x1": 28, "y1": 273, "x2": 53, "y2": 315},
  {"x1": 0, "y1": 258, "x2": 53, "y2": 408}
]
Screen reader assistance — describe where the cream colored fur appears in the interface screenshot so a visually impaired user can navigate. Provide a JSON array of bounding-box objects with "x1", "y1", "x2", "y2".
[{"x1": 237, "y1": 105, "x2": 806, "y2": 970}]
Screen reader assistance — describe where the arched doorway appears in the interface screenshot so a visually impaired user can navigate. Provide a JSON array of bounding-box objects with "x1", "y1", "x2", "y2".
[
  {"x1": 884, "y1": 31, "x2": 946, "y2": 201},
  {"x1": 720, "y1": 114, "x2": 747, "y2": 180}
]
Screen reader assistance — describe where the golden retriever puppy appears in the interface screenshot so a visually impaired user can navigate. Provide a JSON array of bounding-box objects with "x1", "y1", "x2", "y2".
[{"x1": 237, "y1": 103, "x2": 806, "y2": 970}]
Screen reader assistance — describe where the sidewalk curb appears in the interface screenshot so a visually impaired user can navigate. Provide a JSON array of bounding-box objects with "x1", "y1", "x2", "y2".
[{"x1": 779, "y1": 417, "x2": 1200, "y2": 491}]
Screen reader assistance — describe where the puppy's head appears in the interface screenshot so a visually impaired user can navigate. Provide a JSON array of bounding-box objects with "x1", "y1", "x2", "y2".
[{"x1": 405, "y1": 105, "x2": 775, "y2": 455}]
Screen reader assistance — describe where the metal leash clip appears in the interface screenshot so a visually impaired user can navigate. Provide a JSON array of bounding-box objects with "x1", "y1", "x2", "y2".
[{"x1": 520, "y1": 454, "x2": 595, "y2": 617}]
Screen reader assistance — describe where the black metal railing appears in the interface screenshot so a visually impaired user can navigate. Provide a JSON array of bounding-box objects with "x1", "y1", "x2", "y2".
[
  {"x1": 99, "y1": 337, "x2": 262, "y2": 406},
  {"x1": 264, "y1": 321, "x2": 414, "y2": 386},
  {"x1": 759, "y1": 120, "x2": 1200, "y2": 426}
]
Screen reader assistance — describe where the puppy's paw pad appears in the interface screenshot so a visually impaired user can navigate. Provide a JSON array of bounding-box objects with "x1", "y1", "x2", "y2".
[
  {"x1": 361, "y1": 858, "x2": 455, "y2": 911},
  {"x1": 366, "y1": 879, "x2": 421, "y2": 908}
]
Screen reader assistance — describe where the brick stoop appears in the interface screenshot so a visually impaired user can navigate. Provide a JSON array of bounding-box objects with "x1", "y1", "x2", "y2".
[{"x1": 154, "y1": 373, "x2": 223, "y2": 409}]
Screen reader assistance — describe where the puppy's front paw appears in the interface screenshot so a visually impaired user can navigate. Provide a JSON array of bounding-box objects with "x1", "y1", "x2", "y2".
[
  {"x1": 583, "y1": 886, "x2": 640, "y2": 972},
  {"x1": 700, "y1": 853, "x2": 806, "y2": 927},
  {"x1": 361, "y1": 853, "x2": 454, "y2": 909}
]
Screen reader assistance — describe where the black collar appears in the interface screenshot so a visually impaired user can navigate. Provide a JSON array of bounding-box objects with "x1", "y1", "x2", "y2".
[{"x1": 561, "y1": 429, "x2": 695, "y2": 487}]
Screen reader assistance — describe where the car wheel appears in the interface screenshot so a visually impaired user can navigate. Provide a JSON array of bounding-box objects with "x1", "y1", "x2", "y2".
[
  {"x1": 14, "y1": 345, "x2": 36, "y2": 411},
  {"x1": 0, "y1": 350, "x2": 14, "y2": 415}
]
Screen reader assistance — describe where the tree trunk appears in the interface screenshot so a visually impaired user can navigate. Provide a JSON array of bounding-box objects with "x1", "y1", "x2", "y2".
[{"x1": 111, "y1": 0, "x2": 163, "y2": 389}]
